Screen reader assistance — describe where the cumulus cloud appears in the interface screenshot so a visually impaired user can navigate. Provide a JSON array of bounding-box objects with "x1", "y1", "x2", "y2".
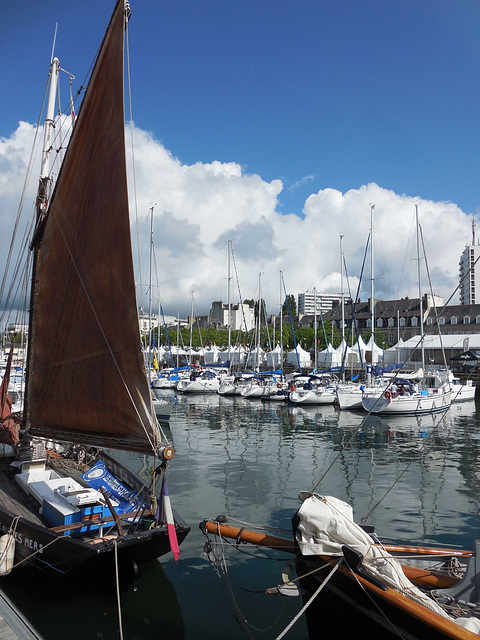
[{"x1": 0, "y1": 122, "x2": 472, "y2": 321}]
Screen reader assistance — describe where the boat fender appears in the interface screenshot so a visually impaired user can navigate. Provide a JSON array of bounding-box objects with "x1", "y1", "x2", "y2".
[
  {"x1": 342, "y1": 545, "x2": 388, "y2": 591},
  {"x1": 290, "y1": 385, "x2": 295, "y2": 392},
  {"x1": 0, "y1": 533, "x2": 15, "y2": 576},
  {"x1": 266, "y1": 561, "x2": 302, "y2": 597}
]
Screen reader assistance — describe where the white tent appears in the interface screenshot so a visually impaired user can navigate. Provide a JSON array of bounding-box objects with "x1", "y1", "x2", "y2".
[
  {"x1": 219, "y1": 346, "x2": 245, "y2": 365},
  {"x1": 287, "y1": 345, "x2": 311, "y2": 367},
  {"x1": 351, "y1": 335, "x2": 368, "y2": 362},
  {"x1": 204, "y1": 345, "x2": 221, "y2": 364},
  {"x1": 383, "y1": 337, "x2": 405, "y2": 365},
  {"x1": 317, "y1": 344, "x2": 342, "y2": 368},
  {"x1": 246, "y1": 346, "x2": 266, "y2": 368},
  {"x1": 266, "y1": 344, "x2": 283, "y2": 368},
  {"x1": 336, "y1": 339, "x2": 358, "y2": 366},
  {"x1": 365, "y1": 336, "x2": 384, "y2": 361}
]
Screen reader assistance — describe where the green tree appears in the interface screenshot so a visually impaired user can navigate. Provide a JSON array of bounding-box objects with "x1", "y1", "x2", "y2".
[
  {"x1": 244, "y1": 298, "x2": 266, "y2": 320},
  {"x1": 282, "y1": 294, "x2": 296, "y2": 316}
]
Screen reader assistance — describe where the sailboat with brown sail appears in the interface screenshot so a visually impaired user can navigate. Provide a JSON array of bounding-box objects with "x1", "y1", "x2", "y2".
[{"x1": 0, "y1": 0, "x2": 189, "y2": 579}]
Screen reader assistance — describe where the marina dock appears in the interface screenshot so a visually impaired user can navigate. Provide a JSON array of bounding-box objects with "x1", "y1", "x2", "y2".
[{"x1": 0, "y1": 590, "x2": 42, "y2": 640}]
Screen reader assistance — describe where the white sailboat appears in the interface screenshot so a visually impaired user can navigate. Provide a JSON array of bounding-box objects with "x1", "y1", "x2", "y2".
[
  {"x1": 362, "y1": 205, "x2": 452, "y2": 415},
  {"x1": 337, "y1": 207, "x2": 382, "y2": 409}
]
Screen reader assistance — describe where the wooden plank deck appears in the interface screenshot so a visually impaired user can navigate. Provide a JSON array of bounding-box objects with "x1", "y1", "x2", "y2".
[{"x1": 0, "y1": 470, "x2": 44, "y2": 526}]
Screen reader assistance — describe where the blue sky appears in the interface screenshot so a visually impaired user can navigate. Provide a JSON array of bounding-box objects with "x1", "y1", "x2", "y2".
[{"x1": 1, "y1": 0, "x2": 479, "y2": 316}]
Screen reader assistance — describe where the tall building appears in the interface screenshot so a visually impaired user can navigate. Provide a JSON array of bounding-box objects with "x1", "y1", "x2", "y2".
[
  {"x1": 459, "y1": 221, "x2": 480, "y2": 305},
  {"x1": 210, "y1": 301, "x2": 255, "y2": 332},
  {"x1": 298, "y1": 291, "x2": 351, "y2": 315}
]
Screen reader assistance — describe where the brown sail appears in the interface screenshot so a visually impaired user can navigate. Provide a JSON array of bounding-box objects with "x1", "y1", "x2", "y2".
[{"x1": 25, "y1": 0, "x2": 160, "y2": 455}]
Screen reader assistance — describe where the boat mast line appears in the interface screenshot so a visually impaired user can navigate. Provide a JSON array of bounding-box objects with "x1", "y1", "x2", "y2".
[{"x1": 113, "y1": 541, "x2": 124, "y2": 640}]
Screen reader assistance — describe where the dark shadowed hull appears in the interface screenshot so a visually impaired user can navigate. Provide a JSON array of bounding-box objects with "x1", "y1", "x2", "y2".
[
  {"x1": 0, "y1": 455, "x2": 189, "y2": 579},
  {"x1": 297, "y1": 555, "x2": 476, "y2": 640}
]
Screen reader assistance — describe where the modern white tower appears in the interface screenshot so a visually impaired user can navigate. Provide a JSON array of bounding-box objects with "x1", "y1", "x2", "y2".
[{"x1": 459, "y1": 219, "x2": 480, "y2": 304}]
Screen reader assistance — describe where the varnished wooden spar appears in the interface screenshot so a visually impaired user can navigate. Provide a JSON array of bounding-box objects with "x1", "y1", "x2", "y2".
[
  {"x1": 202, "y1": 520, "x2": 296, "y2": 553},
  {"x1": 202, "y1": 520, "x2": 472, "y2": 558},
  {"x1": 382, "y1": 543, "x2": 472, "y2": 558},
  {"x1": 202, "y1": 519, "x2": 466, "y2": 590}
]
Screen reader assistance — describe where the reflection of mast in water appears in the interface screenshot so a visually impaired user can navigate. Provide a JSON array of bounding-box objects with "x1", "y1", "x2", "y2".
[{"x1": 416, "y1": 437, "x2": 447, "y2": 542}]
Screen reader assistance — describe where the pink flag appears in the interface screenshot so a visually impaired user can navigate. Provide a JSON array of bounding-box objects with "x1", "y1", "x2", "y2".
[{"x1": 160, "y1": 477, "x2": 180, "y2": 561}]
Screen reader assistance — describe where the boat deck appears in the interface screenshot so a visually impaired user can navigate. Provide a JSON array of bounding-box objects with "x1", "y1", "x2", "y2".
[
  {"x1": 0, "y1": 458, "x2": 89, "y2": 528},
  {"x1": 0, "y1": 466, "x2": 44, "y2": 526}
]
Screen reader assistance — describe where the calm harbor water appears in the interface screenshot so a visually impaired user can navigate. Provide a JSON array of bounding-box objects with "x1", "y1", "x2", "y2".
[{"x1": 2, "y1": 392, "x2": 480, "y2": 639}]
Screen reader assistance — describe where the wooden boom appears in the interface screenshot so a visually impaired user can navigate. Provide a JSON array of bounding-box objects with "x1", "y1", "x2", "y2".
[
  {"x1": 202, "y1": 520, "x2": 296, "y2": 553},
  {"x1": 201, "y1": 519, "x2": 468, "y2": 590}
]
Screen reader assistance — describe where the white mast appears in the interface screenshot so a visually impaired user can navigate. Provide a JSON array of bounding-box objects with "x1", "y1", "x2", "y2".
[
  {"x1": 256, "y1": 272, "x2": 262, "y2": 371},
  {"x1": 176, "y1": 311, "x2": 180, "y2": 368},
  {"x1": 148, "y1": 205, "x2": 155, "y2": 381},
  {"x1": 314, "y1": 287, "x2": 317, "y2": 370},
  {"x1": 189, "y1": 294, "x2": 194, "y2": 366},
  {"x1": 40, "y1": 58, "x2": 60, "y2": 182},
  {"x1": 340, "y1": 234, "x2": 345, "y2": 382},
  {"x1": 369, "y1": 204, "x2": 376, "y2": 383},
  {"x1": 36, "y1": 57, "x2": 60, "y2": 224},
  {"x1": 280, "y1": 271, "x2": 284, "y2": 372},
  {"x1": 415, "y1": 203, "x2": 425, "y2": 374},
  {"x1": 227, "y1": 240, "x2": 232, "y2": 368}
]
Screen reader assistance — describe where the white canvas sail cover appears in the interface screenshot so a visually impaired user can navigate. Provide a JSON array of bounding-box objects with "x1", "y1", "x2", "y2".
[{"x1": 295, "y1": 493, "x2": 480, "y2": 632}]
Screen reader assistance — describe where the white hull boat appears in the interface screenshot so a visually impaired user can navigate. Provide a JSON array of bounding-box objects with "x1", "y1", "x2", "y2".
[
  {"x1": 362, "y1": 384, "x2": 452, "y2": 415},
  {"x1": 152, "y1": 397, "x2": 174, "y2": 421},
  {"x1": 336, "y1": 384, "x2": 365, "y2": 410},
  {"x1": 450, "y1": 378, "x2": 476, "y2": 402},
  {"x1": 177, "y1": 370, "x2": 222, "y2": 393},
  {"x1": 240, "y1": 382, "x2": 266, "y2": 398},
  {"x1": 289, "y1": 387, "x2": 336, "y2": 405},
  {"x1": 218, "y1": 382, "x2": 237, "y2": 396}
]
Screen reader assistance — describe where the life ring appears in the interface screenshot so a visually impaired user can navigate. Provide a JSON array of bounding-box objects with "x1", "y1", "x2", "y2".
[
  {"x1": 277, "y1": 383, "x2": 282, "y2": 389},
  {"x1": 384, "y1": 390, "x2": 392, "y2": 402},
  {"x1": 290, "y1": 384, "x2": 295, "y2": 392}
]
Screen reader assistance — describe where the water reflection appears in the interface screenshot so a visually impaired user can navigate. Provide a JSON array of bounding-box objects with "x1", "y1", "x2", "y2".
[{"x1": 4, "y1": 394, "x2": 480, "y2": 640}]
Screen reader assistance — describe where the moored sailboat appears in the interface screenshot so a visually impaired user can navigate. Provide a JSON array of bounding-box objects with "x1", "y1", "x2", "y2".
[
  {"x1": 0, "y1": 0, "x2": 189, "y2": 580},
  {"x1": 202, "y1": 494, "x2": 480, "y2": 639},
  {"x1": 362, "y1": 205, "x2": 452, "y2": 416}
]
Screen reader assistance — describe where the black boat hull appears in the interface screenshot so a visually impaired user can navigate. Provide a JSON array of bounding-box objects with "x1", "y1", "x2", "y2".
[
  {"x1": 297, "y1": 555, "x2": 472, "y2": 640},
  {"x1": 0, "y1": 503, "x2": 190, "y2": 579}
]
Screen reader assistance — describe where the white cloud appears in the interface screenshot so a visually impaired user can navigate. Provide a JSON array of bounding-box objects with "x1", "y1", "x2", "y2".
[
  {"x1": 0, "y1": 122, "x2": 472, "y2": 320},
  {"x1": 288, "y1": 174, "x2": 315, "y2": 191}
]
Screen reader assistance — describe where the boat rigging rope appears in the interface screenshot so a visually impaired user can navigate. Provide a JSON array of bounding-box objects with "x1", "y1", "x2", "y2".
[
  {"x1": 204, "y1": 526, "x2": 287, "y2": 638},
  {"x1": 114, "y1": 540, "x2": 124, "y2": 640},
  {"x1": 11, "y1": 534, "x2": 60, "y2": 570},
  {"x1": 274, "y1": 559, "x2": 342, "y2": 640},
  {"x1": 347, "y1": 568, "x2": 409, "y2": 639},
  {"x1": 223, "y1": 516, "x2": 292, "y2": 536}
]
